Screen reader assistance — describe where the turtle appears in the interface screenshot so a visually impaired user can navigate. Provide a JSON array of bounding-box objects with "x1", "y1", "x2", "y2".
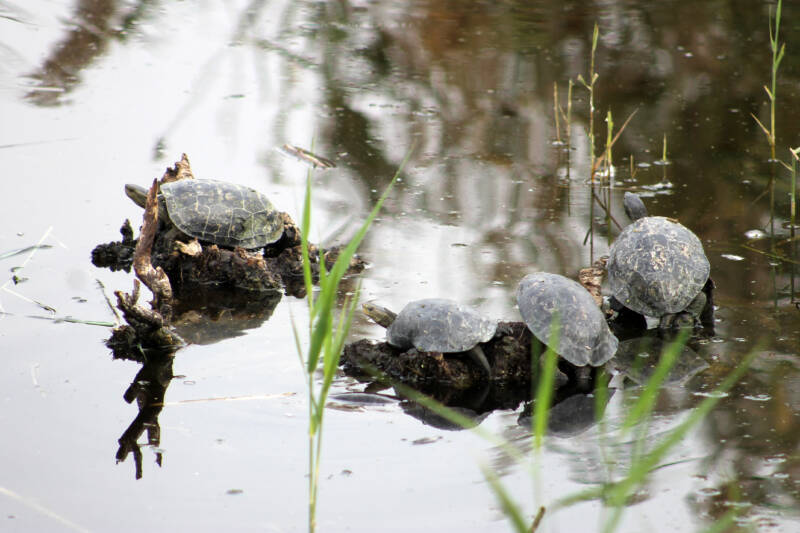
[
  {"x1": 607, "y1": 192, "x2": 710, "y2": 328},
  {"x1": 362, "y1": 298, "x2": 497, "y2": 375},
  {"x1": 125, "y1": 179, "x2": 284, "y2": 249},
  {"x1": 516, "y1": 272, "x2": 619, "y2": 369}
]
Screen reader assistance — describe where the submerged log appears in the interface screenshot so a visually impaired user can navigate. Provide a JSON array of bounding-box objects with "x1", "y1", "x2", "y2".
[{"x1": 97, "y1": 154, "x2": 368, "y2": 356}]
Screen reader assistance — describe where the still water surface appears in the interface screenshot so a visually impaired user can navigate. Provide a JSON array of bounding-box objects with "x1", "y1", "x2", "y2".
[{"x1": 1, "y1": 1, "x2": 799, "y2": 531}]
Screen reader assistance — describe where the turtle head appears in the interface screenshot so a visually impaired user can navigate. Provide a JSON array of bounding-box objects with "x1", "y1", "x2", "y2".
[
  {"x1": 623, "y1": 191, "x2": 649, "y2": 222},
  {"x1": 361, "y1": 301, "x2": 397, "y2": 329},
  {"x1": 125, "y1": 183, "x2": 149, "y2": 209}
]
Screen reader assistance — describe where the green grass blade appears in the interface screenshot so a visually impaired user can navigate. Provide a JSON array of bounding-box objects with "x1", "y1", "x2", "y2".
[
  {"x1": 620, "y1": 330, "x2": 687, "y2": 433},
  {"x1": 533, "y1": 316, "x2": 560, "y2": 450},
  {"x1": 306, "y1": 288, "x2": 335, "y2": 374},
  {"x1": 606, "y1": 350, "x2": 757, "y2": 506},
  {"x1": 776, "y1": 43, "x2": 786, "y2": 70},
  {"x1": 481, "y1": 464, "x2": 530, "y2": 533},
  {"x1": 320, "y1": 287, "x2": 361, "y2": 402},
  {"x1": 553, "y1": 350, "x2": 756, "y2": 512},
  {"x1": 300, "y1": 172, "x2": 315, "y2": 316}
]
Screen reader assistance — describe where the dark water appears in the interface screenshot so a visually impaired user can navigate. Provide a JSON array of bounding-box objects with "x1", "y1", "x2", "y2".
[{"x1": 1, "y1": 1, "x2": 799, "y2": 531}]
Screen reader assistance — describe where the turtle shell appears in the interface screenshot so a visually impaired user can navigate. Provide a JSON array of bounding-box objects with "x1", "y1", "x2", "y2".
[
  {"x1": 516, "y1": 273, "x2": 618, "y2": 366},
  {"x1": 161, "y1": 179, "x2": 283, "y2": 249},
  {"x1": 607, "y1": 216, "x2": 709, "y2": 317},
  {"x1": 386, "y1": 298, "x2": 497, "y2": 353}
]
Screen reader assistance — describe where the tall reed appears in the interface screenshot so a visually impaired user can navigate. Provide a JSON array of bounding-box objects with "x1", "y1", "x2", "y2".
[
  {"x1": 578, "y1": 24, "x2": 600, "y2": 259},
  {"x1": 790, "y1": 148, "x2": 798, "y2": 301},
  {"x1": 751, "y1": 0, "x2": 785, "y2": 162},
  {"x1": 293, "y1": 152, "x2": 407, "y2": 532},
  {"x1": 578, "y1": 23, "x2": 600, "y2": 175}
]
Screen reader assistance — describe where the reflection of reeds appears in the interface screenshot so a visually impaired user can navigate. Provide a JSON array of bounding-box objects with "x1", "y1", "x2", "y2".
[
  {"x1": 554, "y1": 80, "x2": 574, "y2": 177},
  {"x1": 294, "y1": 152, "x2": 405, "y2": 532},
  {"x1": 553, "y1": 82, "x2": 561, "y2": 145}
]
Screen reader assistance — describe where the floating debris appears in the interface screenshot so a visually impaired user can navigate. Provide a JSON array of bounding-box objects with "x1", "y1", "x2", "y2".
[
  {"x1": 744, "y1": 229, "x2": 768, "y2": 240},
  {"x1": 0, "y1": 244, "x2": 53, "y2": 261},
  {"x1": 642, "y1": 181, "x2": 674, "y2": 191},
  {"x1": 277, "y1": 143, "x2": 336, "y2": 169},
  {"x1": 721, "y1": 254, "x2": 745, "y2": 262}
]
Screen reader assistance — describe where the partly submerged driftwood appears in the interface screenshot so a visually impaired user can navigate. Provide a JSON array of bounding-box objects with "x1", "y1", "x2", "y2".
[{"x1": 98, "y1": 154, "x2": 365, "y2": 355}]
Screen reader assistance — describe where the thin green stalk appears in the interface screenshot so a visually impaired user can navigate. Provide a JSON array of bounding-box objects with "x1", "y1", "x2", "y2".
[
  {"x1": 790, "y1": 148, "x2": 799, "y2": 302},
  {"x1": 532, "y1": 317, "x2": 560, "y2": 451},
  {"x1": 750, "y1": 0, "x2": 784, "y2": 160},
  {"x1": 605, "y1": 110, "x2": 614, "y2": 176},
  {"x1": 768, "y1": 0, "x2": 784, "y2": 162},
  {"x1": 578, "y1": 24, "x2": 600, "y2": 259},
  {"x1": 620, "y1": 331, "x2": 687, "y2": 434},
  {"x1": 577, "y1": 23, "x2": 600, "y2": 176},
  {"x1": 604, "y1": 110, "x2": 614, "y2": 246},
  {"x1": 481, "y1": 465, "x2": 530, "y2": 533},
  {"x1": 297, "y1": 147, "x2": 411, "y2": 532},
  {"x1": 555, "y1": 349, "x2": 756, "y2": 513}
]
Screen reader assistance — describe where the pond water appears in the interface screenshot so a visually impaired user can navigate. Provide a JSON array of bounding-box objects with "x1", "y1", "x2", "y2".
[{"x1": 2, "y1": 1, "x2": 799, "y2": 531}]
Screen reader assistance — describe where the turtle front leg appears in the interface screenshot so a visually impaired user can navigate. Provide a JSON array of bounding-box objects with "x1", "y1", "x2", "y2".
[
  {"x1": 575, "y1": 365, "x2": 592, "y2": 389},
  {"x1": 660, "y1": 292, "x2": 707, "y2": 330},
  {"x1": 466, "y1": 346, "x2": 492, "y2": 376}
]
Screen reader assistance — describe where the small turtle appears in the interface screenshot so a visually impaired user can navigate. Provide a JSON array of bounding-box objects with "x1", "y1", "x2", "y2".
[
  {"x1": 362, "y1": 298, "x2": 496, "y2": 375},
  {"x1": 125, "y1": 179, "x2": 284, "y2": 249},
  {"x1": 608, "y1": 192, "x2": 710, "y2": 328},
  {"x1": 516, "y1": 273, "x2": 619, "y2": 368}
]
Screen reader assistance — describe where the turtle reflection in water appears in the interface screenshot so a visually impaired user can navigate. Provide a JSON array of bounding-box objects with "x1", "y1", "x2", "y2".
[
  {"x1": 516, "y1": 273, "x2": 619, "y2": 384},
  {"x1": 362, "y1": 298, "x2": 497, "y2": 376},
  {"x1": 610, "y1": 335, "x2": 709, "y2": 386},
  {"x1": 607, "y1": 192, "x2": 710, "y2": 329},
  {"x1": 125, "y1": 178, "x2": 284, "y2": 250}
]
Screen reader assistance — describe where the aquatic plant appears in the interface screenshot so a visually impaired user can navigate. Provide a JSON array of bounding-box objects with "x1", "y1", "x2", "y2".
[
  {"x1": 577, "y1": 23, "x2": 600, "y2": 176},
  {"x1": 788, "y1": 148, "x2": 798, "y2": 300},
  {"x1": 388, "y1": 320, "x2": 753, "y2": 533},
  {"x1": 751, "y1": 0, "x2": 784, "y2": 162},
  {"x1": 293, "y1": 152, "x2": 407, "y2": 532},
  {"x1": 502, "y1": 335, "x2": 753, "y2": 532}
]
